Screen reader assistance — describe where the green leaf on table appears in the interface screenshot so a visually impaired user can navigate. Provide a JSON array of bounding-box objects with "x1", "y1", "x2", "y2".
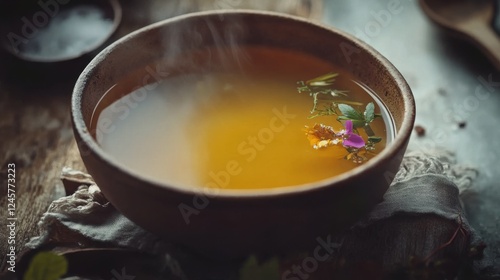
[
  {"x1": 364, "y1": 102, "x2": 375, "y2": 123},
  {"x1": 239, "y1": 255, "x2": 280, "y2": 280},
  {"x1": 24, "y1": 252, "x2": 68, "y2": 280},
  {"x1": 338, "y1": 104, "x2": 364, "y2": 121}
]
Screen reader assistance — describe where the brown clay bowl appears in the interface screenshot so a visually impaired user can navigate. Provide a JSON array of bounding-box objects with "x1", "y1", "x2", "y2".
[{"x1": 71, "y1": 10, "x2": 415, "y2": 259}]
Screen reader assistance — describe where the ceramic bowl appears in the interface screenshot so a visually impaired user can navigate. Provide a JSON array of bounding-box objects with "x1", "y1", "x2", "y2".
[{"x1": 72, "y1": 10, "x2": 415, "y2": 258}]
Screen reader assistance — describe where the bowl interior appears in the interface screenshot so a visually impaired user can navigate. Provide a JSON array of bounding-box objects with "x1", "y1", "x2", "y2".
[{"x1": 73, "y1": 10, "x2": 415, "y2": 195}]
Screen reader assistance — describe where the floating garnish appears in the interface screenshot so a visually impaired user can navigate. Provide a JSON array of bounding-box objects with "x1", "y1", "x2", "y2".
[{"x1": 298, "y1": 73, "x2": 383, "y2": 164}]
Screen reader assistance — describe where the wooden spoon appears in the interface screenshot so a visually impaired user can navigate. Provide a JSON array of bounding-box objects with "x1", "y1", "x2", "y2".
[{"x1": 419, "y1": 0, "x2": 500, "y2": 70}]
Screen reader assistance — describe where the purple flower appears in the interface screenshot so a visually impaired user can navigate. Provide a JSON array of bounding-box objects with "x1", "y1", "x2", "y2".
[{"x1": 342, "y1": 120, "x2": 365, "y2": 149}]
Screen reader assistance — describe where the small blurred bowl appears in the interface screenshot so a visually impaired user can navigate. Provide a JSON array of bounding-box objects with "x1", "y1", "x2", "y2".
[
  {"x1": 72, "y1": 10, "x2": 415, "y2": 258},
  {"x1": 0, "y1": 0, "x2": 121, "y2": 85}
]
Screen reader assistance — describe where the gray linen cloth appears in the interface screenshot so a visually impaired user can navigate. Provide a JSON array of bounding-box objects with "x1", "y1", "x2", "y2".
[{"x1": 26, "y1": 150, "x2": 495, "y2": 278}]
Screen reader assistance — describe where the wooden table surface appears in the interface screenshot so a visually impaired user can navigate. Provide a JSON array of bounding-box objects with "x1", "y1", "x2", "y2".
[{"x1": 1, "y1": 0, "x2": 500, "y2": 276}]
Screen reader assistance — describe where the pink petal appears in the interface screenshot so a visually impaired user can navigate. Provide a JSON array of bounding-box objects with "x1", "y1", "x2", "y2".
[
  {"x1": 344, "y1": 120, "x2": 353, "y2": 134},
  {"x1": 343, "y1": 134, "x2": 365, "y2": 149}
]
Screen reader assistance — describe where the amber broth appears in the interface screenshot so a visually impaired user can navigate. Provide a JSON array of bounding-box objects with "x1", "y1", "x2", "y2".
[{"x1": 92, "y1": 46, "x2": 393, "y2": 190}]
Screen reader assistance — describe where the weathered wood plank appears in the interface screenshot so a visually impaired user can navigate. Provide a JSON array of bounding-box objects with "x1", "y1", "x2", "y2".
[{"x1": 0, "y1": 81, "x2": 87, "y2": 271}]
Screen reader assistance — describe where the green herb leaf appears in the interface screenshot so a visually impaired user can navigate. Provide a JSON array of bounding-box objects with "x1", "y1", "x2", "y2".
[
  {"x1": 239, "y1": 256, "x2": 280, "y2": 280},
  {"x1": 364, "y1": 102, "x2": 375, "y2": 124},
  {"x1": 338, "y1": 104, "x2": 364, "y2": 121},
  {"x1": 352, "y1": 120, "x2": 367, "y2": 128},
  {"x1": 336, "y1": 116, "x2": 351, "y2": 121},
  {"x1": 306, "y1": 72, "x2": 339, "y2": 87},
  {"x1": 296, "y1": 81, "x2": 310, "y2": 93},
  {"x1": 330, "y1": 90, "x2": 349, "y2": 98},
  {"x1": 309, "y1": 105, "x2": 338, "y2": 119},
  {"x1": 336, "y1": 116, "x2": 365, "y2": 128},
  {"x1": 24, "y1": 252, "x2": 68, "y2": 280},
  {"x1": 368, "y1": 136, "x2": 382, "y2": 143}
]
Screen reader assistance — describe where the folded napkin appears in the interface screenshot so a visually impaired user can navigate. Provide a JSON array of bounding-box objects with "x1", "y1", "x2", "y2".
[{"x1": 26, "y1": 150, "x2": 495, "y2": 279}]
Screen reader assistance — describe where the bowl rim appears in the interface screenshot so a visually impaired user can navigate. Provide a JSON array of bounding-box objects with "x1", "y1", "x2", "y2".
[
  {"x1": 72, "y1": 9, "x2": 416, "y2": 199},
  {"x1": 1, "y1": 0, "x2": 122, "y2": 63}
]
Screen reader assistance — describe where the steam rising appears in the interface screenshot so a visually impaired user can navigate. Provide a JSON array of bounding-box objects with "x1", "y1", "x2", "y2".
[
  {"x1": 155, "y1": 12, "x2": 250, "y2": 78},
  {"x1": 147, "y1": 0, "x2": 320, "y2": 23},
  {"x1": 95, "y1": 0, "x2": 322, "y2": 186},
  {"x1": 96, "y1": 14, "x2": 253, "y2": 186}
]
